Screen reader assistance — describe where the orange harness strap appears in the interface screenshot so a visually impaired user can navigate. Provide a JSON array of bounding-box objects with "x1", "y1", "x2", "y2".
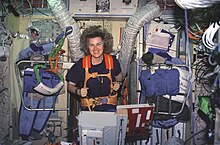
[
  {"x1": 81, "y1": 94, "x2": 117, "y2": 109},
  {"x1": 81, "y1": 54, "x2": 117, "y2": 110}
]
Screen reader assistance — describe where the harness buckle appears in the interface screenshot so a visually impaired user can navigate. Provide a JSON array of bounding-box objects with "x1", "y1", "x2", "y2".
[
  {"x1": 91, "y1": 72, "x2": 98, "y2": 78},
  {"x1": 92, "y1": 97, "x2": 109, "y2": 108},
  {"x1": 81, "y1": 95, "x2": 117, "y2": 109}
]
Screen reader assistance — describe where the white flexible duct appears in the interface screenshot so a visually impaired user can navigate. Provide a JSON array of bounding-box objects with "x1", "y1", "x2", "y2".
[
  {"x1": 47, "y1": 0, "x2": 84, "y2": 62},
  {"x1": 118, "y1": 1, "x2": 161, "y2": 78},
  {"x1": 202, "y1": 21, "x2": 220, "y2": 50},
  {"x1": 174, "y1": 0, "x2": 219, "y2": 9}
]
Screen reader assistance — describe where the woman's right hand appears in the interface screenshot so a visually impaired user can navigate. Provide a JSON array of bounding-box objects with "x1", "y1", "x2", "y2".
[{"x1": 77, "y1": 88, "x2": 88, "y2": 97}]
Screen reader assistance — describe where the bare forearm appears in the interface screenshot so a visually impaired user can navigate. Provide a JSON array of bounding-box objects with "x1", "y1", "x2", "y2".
[
  {"x1": 67, "y1": 82, "x2": 78, "y2": 94},
  {"x1": 115, "y1": 72, "x2": 122, "y2": 82}
]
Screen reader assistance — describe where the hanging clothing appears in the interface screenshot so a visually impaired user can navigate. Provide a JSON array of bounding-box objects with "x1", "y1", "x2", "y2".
[
  {"x1": 139, "y1": 68, "x2": 180, "y2": 97},
  {"x1": 19, "y1": 68, "x2": 62, "y2": 140}
]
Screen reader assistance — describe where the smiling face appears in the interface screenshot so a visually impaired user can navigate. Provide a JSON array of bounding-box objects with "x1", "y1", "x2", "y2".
[{"x1": 88, "y1": 37, "x2": 104, "y2": 59}]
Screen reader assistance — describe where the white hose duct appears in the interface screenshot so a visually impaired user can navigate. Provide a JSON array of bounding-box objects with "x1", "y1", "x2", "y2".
[
  {"x1": 118, "y1": 1, "x2": 161, "y2": 78},
  {"x1": 202, "y1": 21, "x2": 220, "y2": 50},
  {"x1": 47, "y1": 0, "x2": 84, "y2": 62},
  {"x1": 174, "y1": 0, "x2": 219, "y2": 9}
]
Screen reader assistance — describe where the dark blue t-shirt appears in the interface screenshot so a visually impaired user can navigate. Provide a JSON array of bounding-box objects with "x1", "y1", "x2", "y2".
[{"x1": 66, "y1": 55, "x2": 121, "y2": 111}]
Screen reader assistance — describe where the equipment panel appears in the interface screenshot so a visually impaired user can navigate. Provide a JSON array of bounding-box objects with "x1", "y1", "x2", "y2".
[
  {"x1": 69, "y1": 0, "x2": 138, "y2": 18},
  {"x1": 29, "y1": 19, "x2": 62, "y2": 41}
]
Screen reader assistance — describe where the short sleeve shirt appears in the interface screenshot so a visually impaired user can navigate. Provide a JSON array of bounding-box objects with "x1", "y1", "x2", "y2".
[{"x1": 66, "y1": 55, "x2": 121, "y2": 99}]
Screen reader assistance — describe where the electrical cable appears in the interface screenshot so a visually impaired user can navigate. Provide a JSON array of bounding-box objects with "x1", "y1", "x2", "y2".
[
  {"x1": 0, "y1": 2, "x2": 7, "y2": 18},
  {"x1": 176, "y1": 5, "x2": 220, "y2": 47},
  {"x1": 0, "y1": 87, "x2": 7, "y2": 94},
  {"x1": 16, "y1": 0, "x2": 33, "y2": 16},
  {"x1": 194, "y1": 57, "x2": 215, "y2": 93},
  {"x1": 185, "y1": 9, "x2": 196, "y2": 145},
  {"x1": 31, "y1": 5, "x2": 50, "y2": 16},
  {"x1": 193, "y1": 51, "x2": 217, "y2": 143},
  {"x1": 208, "y1": 53, "x2": 217, "y2": 66},
  {"x1": 0, "y1": 24, "x2": 11, "y2": 61},
  {"x1": 162, "y1": 0, "x2": 176, "y2": 7},
  {"x1": 14, "y1": 0, "x2": 24, "y2": 10},
  {"x1": 184, "y1": 128, "x2": 206, "y2": 145}
]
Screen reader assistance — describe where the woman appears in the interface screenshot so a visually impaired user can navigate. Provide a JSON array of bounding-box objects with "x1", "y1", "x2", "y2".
[{"x1": 66, "y1": 25, "x2": 122, "y2": 112}]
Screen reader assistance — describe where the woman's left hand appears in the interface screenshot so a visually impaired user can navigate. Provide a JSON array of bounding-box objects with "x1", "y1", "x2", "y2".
[{"x1": 113, "y1": 82, "x2": 120, "y2": 91}]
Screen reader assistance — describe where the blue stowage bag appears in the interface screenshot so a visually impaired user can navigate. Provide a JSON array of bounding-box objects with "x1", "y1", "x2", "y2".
[{"x1": 139, "y1": 68, "x2": 180, "y2": 97}]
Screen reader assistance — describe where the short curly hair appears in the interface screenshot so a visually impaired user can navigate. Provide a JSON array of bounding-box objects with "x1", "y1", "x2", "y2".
[{"x1": 80, "y1": 25, "x2": 113, "y2": 55}]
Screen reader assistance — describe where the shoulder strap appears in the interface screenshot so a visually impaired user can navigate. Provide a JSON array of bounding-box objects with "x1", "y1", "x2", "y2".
[
  {"x1": 82, "y1": 55, "x2": 91, "y2": 69},
  {"x1": 82, "y1": 54, "x2": 114, "y2": 70},
  {"x1": 104, "y1": 53, "x2": 114, "y2": 70}
]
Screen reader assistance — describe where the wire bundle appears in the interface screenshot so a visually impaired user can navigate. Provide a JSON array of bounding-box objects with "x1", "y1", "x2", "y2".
[
  {"x1": 194, "y1": 56, "x2": 216, "y2": 94},
  {"x1": 0, "y1": 24, "x2": 12, "y2": 61}
]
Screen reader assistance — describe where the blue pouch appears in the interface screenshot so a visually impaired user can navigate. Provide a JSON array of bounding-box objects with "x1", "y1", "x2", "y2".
[
  {"x1": 139, "y1": 68, "x2": 180, "y2": 97},
  {"x1": 165, "y1": 69, "x2": 179, "y2": 95},
  {"x1": 139, "y1": 69, "x2": 155, "y2": 97}
]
